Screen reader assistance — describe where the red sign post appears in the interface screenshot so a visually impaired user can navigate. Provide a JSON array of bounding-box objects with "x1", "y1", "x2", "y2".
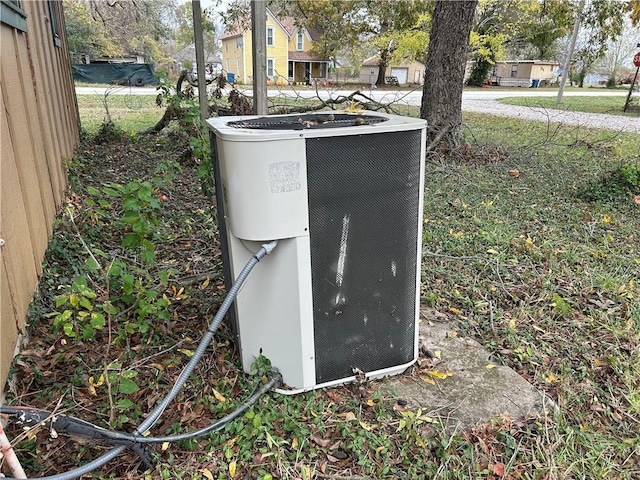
[{"x1": 624, "y1": 51, "x2": 640, "y2": 112}]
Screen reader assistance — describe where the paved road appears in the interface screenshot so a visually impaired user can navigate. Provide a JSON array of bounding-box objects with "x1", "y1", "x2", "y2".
[
  {"x1": 462, "y1": 98, "x2": 639, "y2": 134},
  {"x1": 75, "y1": 86, "x2": 639, "y2": 134}
]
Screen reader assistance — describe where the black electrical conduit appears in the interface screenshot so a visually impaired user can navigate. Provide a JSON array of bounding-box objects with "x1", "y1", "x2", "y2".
[{"x1": 1, "y1": 241, "x2": 280, "y2": 480}]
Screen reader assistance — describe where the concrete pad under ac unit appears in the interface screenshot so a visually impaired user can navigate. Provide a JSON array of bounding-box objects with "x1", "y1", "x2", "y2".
[{"x1": 382, "y1": 308, "x2": 557, "y2": 431}]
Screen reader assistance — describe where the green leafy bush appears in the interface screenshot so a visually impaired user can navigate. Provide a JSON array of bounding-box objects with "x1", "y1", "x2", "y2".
[
  {"x1": 579, "y1": 161, "x2": 640, "y2": 202},
  {"x1": 93, "y1": 120, "x2": 125, "y2": 144}
]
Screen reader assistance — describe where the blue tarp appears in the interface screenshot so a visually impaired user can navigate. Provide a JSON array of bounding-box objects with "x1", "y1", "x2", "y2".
[{"x1": 72, "y1": 64, "x2": 157, "y2": 86}]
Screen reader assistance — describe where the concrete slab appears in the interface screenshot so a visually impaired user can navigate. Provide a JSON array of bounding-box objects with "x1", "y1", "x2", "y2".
[{"x1": 382, "y1": 308, "x2": 556, "y2": 431}]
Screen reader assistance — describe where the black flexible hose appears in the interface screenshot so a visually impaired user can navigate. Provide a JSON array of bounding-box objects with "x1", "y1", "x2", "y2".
[
  {"x1": 1, "y1": 372, "x2": 280, "y2": 446},
  {"x1": 1, "y1": 241, "x2": 278, "y2": 480}
]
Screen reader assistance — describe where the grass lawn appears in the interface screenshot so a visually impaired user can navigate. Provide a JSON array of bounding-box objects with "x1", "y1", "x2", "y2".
[
  {"x1": 77, "y1": 93, "x2": 164, "y2": 134},
  {"x1": 498, "y1": 94, "x2": 639, "y2": 117},
  {"x1": 4, "y1": 95, "x2": 639, "y2": 479}
]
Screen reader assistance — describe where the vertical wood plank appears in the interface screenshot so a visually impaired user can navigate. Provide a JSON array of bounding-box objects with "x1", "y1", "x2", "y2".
[
  {"x1": 0, "y1": 90, "x2": 38, "y2": 334},
  {"x1": 1, "y1": 28, "x2": 48, "y2": 272},
  {"x1": 0, "y1": 257, "x2": 19, "y2": 388},
  {"x1": 54, "y1": 0, "x2": 80, "y2": 143},
  {"x1": 28, "y1": 1, "x2": 66, "y2": 202},
  {"x1": 13, "y1": 19, "x2": 57, "y2": 234},
  {"x1": 35, "y1": 1, "x2": 70, "y2": 158}
]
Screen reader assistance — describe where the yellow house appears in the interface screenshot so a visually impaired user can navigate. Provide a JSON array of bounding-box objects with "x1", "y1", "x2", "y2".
[{"x1": 221, "y1": 9, "x2": 328, "y2": 85}]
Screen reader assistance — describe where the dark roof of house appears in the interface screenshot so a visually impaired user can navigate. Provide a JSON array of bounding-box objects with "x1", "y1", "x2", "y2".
[
  {"x1": 289, "y1": 51, "x2": 326, "y2": 62},
  {"x1": 220, "y1": 23, "x2": 245, "y2": 40},
  {"x1": 362, "y1": 55, "x2": 379, "y2": 67},
  {"x1": 278, "y1": 16, "x2": 323, "y2": 41},
  {"x1": 221, "y1": 8, "x2": 323, "y2": 43}
]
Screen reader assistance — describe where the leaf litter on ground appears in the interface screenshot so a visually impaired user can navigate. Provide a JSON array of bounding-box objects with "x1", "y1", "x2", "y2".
[{"x1": 3, "y1": 113, "x2": 640, "y2": 479}]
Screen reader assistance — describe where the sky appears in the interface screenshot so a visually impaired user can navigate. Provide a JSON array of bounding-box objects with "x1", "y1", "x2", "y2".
[{"x1": 200, "y1": 0, "x2": 227, "y2": 14}]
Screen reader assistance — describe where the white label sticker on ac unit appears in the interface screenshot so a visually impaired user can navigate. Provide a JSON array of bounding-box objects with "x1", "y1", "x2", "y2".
[{"x1": 268, "y1": 161, "x2": 301, "y2": 193}]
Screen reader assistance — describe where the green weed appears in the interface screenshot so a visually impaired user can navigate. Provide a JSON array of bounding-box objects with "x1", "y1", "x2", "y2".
[{"x1": 578, "y1": 160, "x2": 640, "y2": 202}]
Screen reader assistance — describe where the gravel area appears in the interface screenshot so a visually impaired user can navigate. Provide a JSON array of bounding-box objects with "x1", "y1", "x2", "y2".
[{"x1": 462, "y1": 99, "x2": 640, "y2": 134}]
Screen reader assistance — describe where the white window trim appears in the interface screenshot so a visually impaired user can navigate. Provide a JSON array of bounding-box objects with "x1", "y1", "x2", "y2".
[
  {"x1": 267, "y1": 58, "x2": 275, "y2": 77},
  {"x1": 296, "y1": 33, "x2": 304, "y2": 51},
  {"x1": 267, "y1": 26, "x2": 274, "y2": 46}
]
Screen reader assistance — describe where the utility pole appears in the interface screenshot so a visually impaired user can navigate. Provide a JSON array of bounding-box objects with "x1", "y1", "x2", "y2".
[
  {"x1": 556, "y1": 0, "x2": 585, "y2": 105},
  {"x1": 251, "y1": 0, "x2": 268, "y2": 115},
  {"x1": 192, "y1": 0, "x2": 209, "y2": 120}
]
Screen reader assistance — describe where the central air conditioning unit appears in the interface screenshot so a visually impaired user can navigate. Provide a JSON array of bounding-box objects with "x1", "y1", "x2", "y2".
[{"x1": 207, "y1": 112, "x2": 426, "y2": 393}]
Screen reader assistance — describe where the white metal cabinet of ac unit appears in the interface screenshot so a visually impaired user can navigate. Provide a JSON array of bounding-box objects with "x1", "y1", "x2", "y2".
[{"x1": 207, "y1": 112, "x2": 426, "y2": 393}]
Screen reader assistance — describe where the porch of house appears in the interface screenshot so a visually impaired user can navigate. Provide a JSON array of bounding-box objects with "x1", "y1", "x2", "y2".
[{"x1": 288, "y1": 58, "x2": 328, "y2": 85}]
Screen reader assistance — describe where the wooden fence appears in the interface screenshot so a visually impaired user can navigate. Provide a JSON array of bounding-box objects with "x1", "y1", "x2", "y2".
[{"x1": 1, "y1": 0, "x2": 79, "y2": 387}]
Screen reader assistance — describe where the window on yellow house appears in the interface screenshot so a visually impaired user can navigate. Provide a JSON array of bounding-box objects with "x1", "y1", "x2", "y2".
[
  {"x1": 267, "y1": 27, "x2": 274, "y2": 46},
  {"x1": 297, "y1": 33, "x2": 303, "y2": 51},
  {"x1": 267, "y1": 58, "x2": 275, "y2": 77}
]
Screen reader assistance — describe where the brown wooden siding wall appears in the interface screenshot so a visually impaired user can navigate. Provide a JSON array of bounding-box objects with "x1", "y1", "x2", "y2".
[{"x1": 1, "y1": 0, "x2": 79, "y2": 387}]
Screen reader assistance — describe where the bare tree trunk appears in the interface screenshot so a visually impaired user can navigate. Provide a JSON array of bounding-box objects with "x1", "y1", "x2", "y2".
[
  {"x1": 376, "y1": 48, "x2": 390, "y2": 86},
  {"x1": 578, "y1": 67, "x2": 587, "y2": 88},
  {"x1": 420, "y1": 0, "x2": 477, "y2": 145}
]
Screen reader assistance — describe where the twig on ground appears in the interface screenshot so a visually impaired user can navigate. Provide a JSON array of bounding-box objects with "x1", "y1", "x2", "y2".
[
  {"x1": 315, "y1": 473, "x2": 371, "y2": 480},
  {"x1": 128, "y1": 339, "x2": 187, "y2": 370},
  {"x1": 423, "y1": 250, "x2": 489, "y2": 262}
]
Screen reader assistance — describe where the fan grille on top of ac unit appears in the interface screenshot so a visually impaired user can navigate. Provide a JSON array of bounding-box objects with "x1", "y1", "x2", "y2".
[{"x1": 227, "y1": 113, "x2": 388, "y2": 130}]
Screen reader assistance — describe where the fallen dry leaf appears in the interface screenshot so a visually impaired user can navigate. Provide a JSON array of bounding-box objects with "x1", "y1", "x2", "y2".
[
  {"x1": 342, "y1": 411, "x2": 356, "y2": 422},
  {"x1": 311, "y1": 435, "x2": 332, "y2": 448},
  {"x1": 325, "y1": 390, "x2": 341, "y2": 403},
  {"x1": 359, "y1": 420, "x2": 373, "y2": 431},
  {"x1": 212, "y1": 388, "x2": 227, "y2": 403},
  {"x1": 200, "y1": 468, "x2": 214, "y2": 480},
  {"x1": 421, "y1": 376, "x2": 436, "y2": 386},
  {"x1": 508, "y1": 169, "x2": 520, "y2": 178},
  {"x1": 424, "y1": 370, "x2": 454, "y2": 380}
]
